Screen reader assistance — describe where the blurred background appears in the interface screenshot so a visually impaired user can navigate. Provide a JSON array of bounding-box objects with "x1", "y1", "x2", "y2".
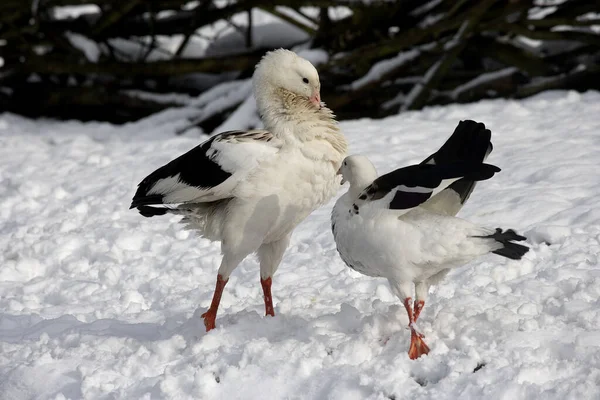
[{"x1": 0, "y1": 0, "x2": 598, "y2": 134}]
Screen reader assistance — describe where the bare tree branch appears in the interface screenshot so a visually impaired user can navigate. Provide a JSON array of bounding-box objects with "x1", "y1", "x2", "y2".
[{"x1": 20, "y1": 51, "x2": 265, "y2": 76}]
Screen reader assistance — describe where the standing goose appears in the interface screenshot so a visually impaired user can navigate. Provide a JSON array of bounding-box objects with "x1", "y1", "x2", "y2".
[
  {"x1": 332, "y1": 121, "x2": 528, "y2": 359},
  {"x1": 131, "y1": 49, "x2": 347, "y2": 331}
]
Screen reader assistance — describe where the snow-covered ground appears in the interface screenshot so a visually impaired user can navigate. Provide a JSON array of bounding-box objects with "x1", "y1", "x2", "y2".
[{"x1": 1, "y1": 91, "x2": 600, "y2": 399}]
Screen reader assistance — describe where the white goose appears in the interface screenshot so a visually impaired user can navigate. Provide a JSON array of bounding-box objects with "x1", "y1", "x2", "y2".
[
  {"x1": 131, "y1": 49, "x2": 347, "y2": 331},
  {"x1": 332, "y1": 121, "x2": 529, "y2": 359}
]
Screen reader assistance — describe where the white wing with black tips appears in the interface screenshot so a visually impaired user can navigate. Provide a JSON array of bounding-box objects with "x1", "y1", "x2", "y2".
[
  {"x1": 354, "y1": 162, "x2": 501, "y2": 215},
  {"x1": 130, "y1": 130, "x2": 281, "y2": 216}
]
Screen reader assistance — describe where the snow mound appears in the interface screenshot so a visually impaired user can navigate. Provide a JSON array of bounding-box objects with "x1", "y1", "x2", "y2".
[{"x1": 1, "y1": 91, "x2": 600, "y2": 399}]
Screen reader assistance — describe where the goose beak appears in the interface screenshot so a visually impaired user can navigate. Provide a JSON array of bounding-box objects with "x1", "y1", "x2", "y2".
[
  {"x1": 309, "y1": 91, "x2": 322, "y2": 109},
  {"x1": 337, "y1": 167, "x2": 346, "y2": 185}
]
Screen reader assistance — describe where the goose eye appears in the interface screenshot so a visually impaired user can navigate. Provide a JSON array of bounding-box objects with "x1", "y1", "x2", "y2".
[{"x1": 302, "y1": 77, "x2": 309, "y2": 84}]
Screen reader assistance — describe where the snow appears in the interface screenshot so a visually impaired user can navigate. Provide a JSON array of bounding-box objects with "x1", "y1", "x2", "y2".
[
  {"x1": 212, "y1": 86, "x2": 260, "y2": 133},
  {"x1": 578, "y1": 12, "x2": 600, "y2": 21},
  {"x1": 176, "y1": 79, "x2": 255, "y2": 135},
  {"x1": 401, "y1": 60, "x2": 442, "y2": 112},
  {"x1": 410, "y1": 0, "x2": 443, "y2": 16},
  {"x1": 297, "y1": 49, "x2": 329, "y2": 66},
  {"x1": 205, "y1": 22, "x2": 310, "y2": 57},
  {"x1": 52, "y1": 5, "x2": 100, "y2": 20},
  {"x1": 2, "y1": 90, "x2": 600, "y2": 399},
  {"x1": 65, "y1": 33, "x2": 101, "y2": 63},
  {"x1": 125, "y1": 91, "x2": 198, "y2": 106},
  {"x1": 272, "y1": 7, "x2": 318, "y2": 31},
  {"x1": 528, "y1": 6, "x2": 558, "y2": 20},
  {"x1": 350, "y1": 44, "x2": 435, "y2": 90},
  {"x1": 451, "y1": 67, "x2": 518, "y2": 100},
  {"x1": 107, "y1": 37, "x2": 178, "y2": 62},
  {"x1": 351, "y1": 49, "x2": 421, "y2": 90},
  {"x1": 328, "y1": 6, "x2": 354, "y2": 21},
  {"x1": 515, "y1": 35, "x2": 544, "y2": 50},
  {"x1": 552, "y1": 25, "x2": 600, "y2": 34},
  {"x1": 53, "y1": 7, "x2": 311, "y2": 64}
]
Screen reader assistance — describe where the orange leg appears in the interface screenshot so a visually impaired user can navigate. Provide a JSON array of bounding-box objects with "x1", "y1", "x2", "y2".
[
  {"x1": 413, "y1": 300, "x2": 425, "y2": 322},
  {"x1": 403, "y1": 297, "x2": 430, "y2": 360},
  {"x1": 261, "y1": 277, "x2": 275, "y2": 317},
  {"x1": 201, "y1": 274, "x2": 228, "y2": 332}
]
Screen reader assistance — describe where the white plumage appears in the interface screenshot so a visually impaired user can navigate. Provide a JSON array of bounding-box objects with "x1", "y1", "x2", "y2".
[
  {"x1": 131, "y1": 49, "x2": 347, "y2": 331},
  {"x1": 332, "y1": 122, "x2": 528, "y2": 359}
]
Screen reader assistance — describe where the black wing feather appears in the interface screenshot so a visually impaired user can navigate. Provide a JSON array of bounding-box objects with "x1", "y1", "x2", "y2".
[
  {"x1": 389, "y1": 191, "x2": 432, "y2": 210},
  {"x1": 361, "y1": 162, "x2": 500, "y2": 210},
  {"x1": 421, "y1": 120, "x2": 492, "y2": 166},
  {"x1": 420, "y1": 120, "x2": 493, "y2": 205},
  {"x1": 130, "y1": 132, "x2": 237, "y2": 209}
]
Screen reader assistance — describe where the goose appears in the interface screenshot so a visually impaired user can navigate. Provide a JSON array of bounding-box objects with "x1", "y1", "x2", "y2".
[
  {"x1": 332, "y1": 121, "x2": 528, "y2": 359},
  {"x1": 131, "y1": 49, "x2": 347, "y2": 331}
]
